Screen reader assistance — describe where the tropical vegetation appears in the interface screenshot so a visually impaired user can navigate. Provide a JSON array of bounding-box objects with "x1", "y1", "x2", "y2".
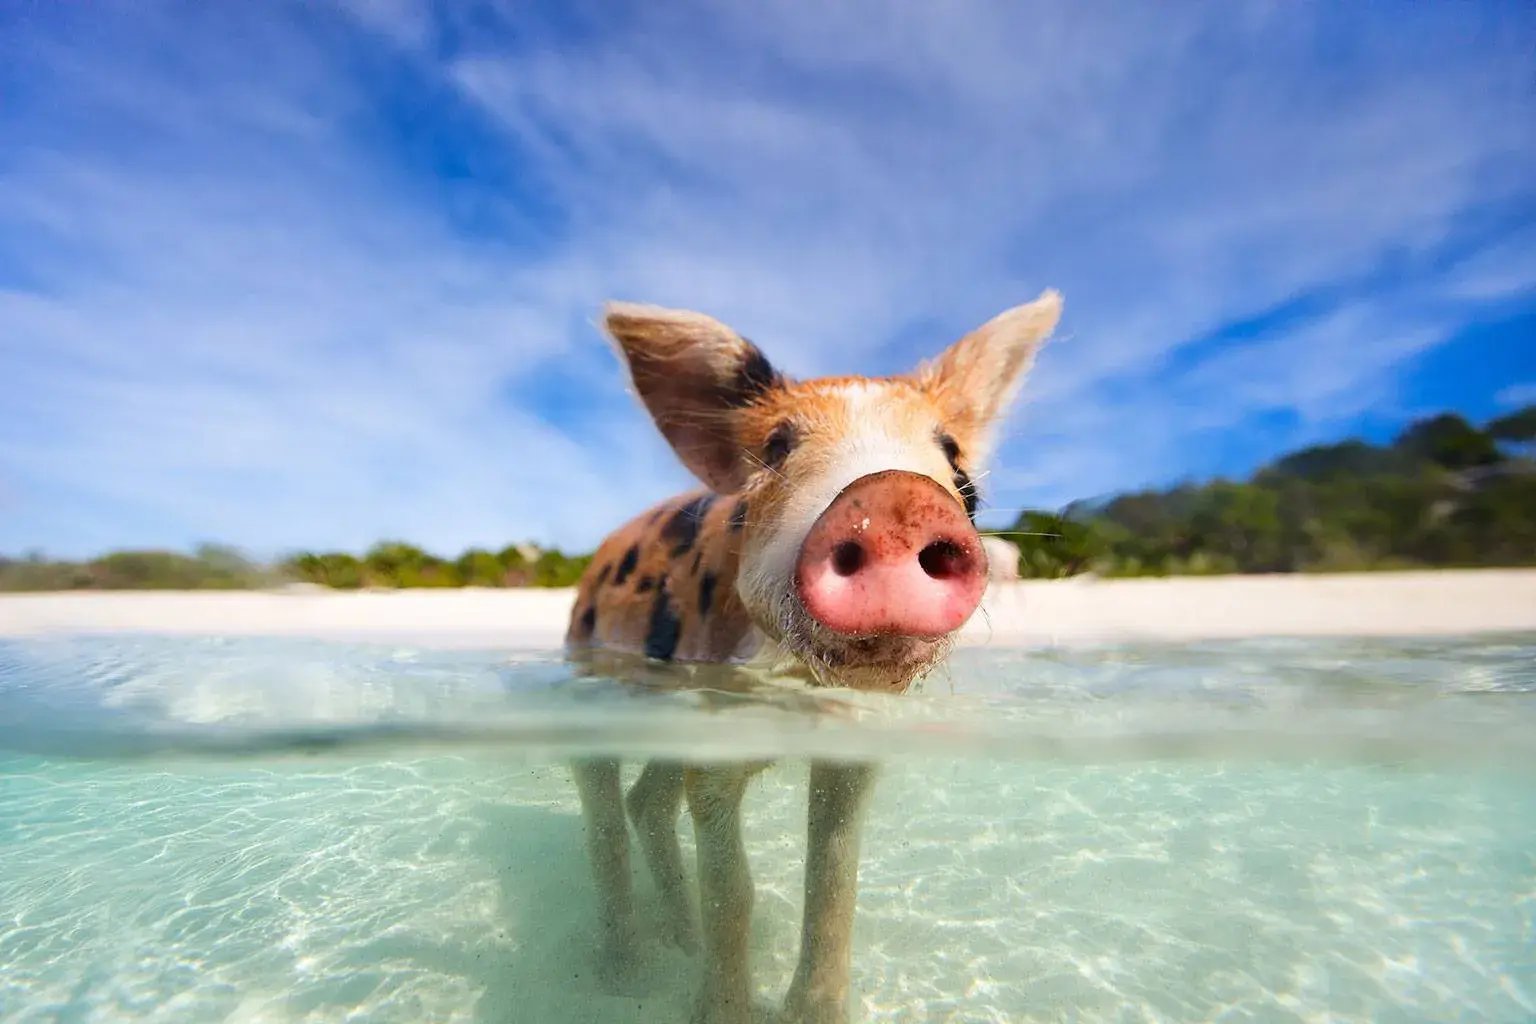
[
  {"x1": 999, "y1": 407, "x2": 1536, "y2": 577},
  {"x1": 0, "y1": 542, "x2": 591, "y2": 591},
  {"x1": 2, "y1": 406, "x2": 1531, "y2": 589}
]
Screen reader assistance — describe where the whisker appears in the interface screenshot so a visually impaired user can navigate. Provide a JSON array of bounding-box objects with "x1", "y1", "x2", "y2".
[{"x1": 739, "y1": 447, "x2": 786, "y2": 481}]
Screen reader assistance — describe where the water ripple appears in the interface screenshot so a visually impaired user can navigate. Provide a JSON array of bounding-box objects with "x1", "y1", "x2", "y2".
[{"x1": 0, "y1": 633, "x2": 1533, "y2": 1021}]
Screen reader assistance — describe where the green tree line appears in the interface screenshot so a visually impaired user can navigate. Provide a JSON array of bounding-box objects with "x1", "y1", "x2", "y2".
[
  {"x1": 0, "y1": 542, "x2": 591, "y2": 592},
  {"x1": 1001, "y1": 406, "x2": 1536, "y2": 577},
  {"x1": 280, "y1": 543, "x2": 591, "y2": 589},
  {"x1": 0, "y1": 544, "x2": 277, "y2": 591},
  {"x1": 3, "y1": 405, "x2": 1532, "y2": 590}
]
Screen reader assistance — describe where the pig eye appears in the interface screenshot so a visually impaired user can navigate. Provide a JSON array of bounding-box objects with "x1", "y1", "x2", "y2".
[
  {"x1": 936, "y1": 430, "x2": 978, "y2": 520},
  {"x1": 763, "y1": 422, "x2": 796, "y2": 469}
]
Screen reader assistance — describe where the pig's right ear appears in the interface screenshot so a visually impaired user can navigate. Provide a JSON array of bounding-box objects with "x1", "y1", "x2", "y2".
[{"x1": 603, "y1": 302, "x2": 783, "y2": 493}]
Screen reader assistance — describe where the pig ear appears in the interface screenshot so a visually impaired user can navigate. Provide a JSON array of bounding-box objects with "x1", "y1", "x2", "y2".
[
  {"x1": 603, "y1": 302, "x2": 784, "y2": 493},
  {"x1": 914, "y1": 290, "x2": 1062, "y2": 465}
]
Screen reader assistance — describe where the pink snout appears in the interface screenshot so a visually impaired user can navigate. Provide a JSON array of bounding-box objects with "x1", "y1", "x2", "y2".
[{"x1": 794, "y1": 470, "x2": 987, "y2": 638}]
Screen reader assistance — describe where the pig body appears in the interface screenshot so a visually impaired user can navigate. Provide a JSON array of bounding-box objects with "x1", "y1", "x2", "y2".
[
  {"x1": 564, "y1": 292, "x2": 1062, "y2": 1023},
  {"x1": 567, "y1": 490, "x2": 755, "y2": 664}
]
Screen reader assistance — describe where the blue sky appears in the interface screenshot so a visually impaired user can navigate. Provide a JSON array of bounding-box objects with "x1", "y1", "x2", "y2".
[{"x1": 2, "y1": 1, "x2": 1534, "y2": 559}]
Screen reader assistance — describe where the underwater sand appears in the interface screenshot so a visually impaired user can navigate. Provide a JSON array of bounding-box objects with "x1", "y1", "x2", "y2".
[{"x1": 1, "y1": 634, "x2": 1533, "y2": 1022}]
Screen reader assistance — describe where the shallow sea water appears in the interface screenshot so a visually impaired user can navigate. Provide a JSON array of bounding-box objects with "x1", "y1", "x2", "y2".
[{"x1": 1, "y1": 633, "x2": 1533, "y2": 1023}]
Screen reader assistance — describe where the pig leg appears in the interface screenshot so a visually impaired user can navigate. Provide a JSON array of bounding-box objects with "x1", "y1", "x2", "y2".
[
  {"x1": 572, "y1": 757, "x2": 640, "y2": 989},
  {"x1": 627, "y1": 759, "x2": 699, "y2": 954},
  {"x1": 687, "y1": 762, "x2": 758, "y2": 1024},
  {"x1": 781, "y1": 760, "x2": 878, "y2": 1024}
]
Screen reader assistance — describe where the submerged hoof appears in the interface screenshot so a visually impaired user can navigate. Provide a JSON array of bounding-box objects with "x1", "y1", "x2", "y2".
[
  {"x1": 779, "y1": 994, "x2": 849, "y2": 1024},
  {"x1": 594, "y1": 942, "x2": 643, "y2": 995},
  {"x1": 692, "y1": 1004, "x2": 768, "y2": 1024},
  {"x1": 661, "y1": 913, "x2": 700, "y2": 956},
  {"x1": 689, "y1": 979, "x2": 762, "y2": 1024}
]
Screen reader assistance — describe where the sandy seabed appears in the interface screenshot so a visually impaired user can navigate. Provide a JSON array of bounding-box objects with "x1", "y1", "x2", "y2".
[{"x1": 2, "y1": 568, "x2": 1533, "y2": 646}]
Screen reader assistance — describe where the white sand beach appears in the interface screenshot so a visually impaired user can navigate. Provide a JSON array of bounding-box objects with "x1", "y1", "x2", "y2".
[{"x1": 2, "y1": 569, "x2": 1533, "y2": 646}]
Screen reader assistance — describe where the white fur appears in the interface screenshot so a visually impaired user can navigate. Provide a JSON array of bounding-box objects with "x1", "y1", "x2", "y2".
[{"x1": 738, "y1": 383, "x2": 956, "y2": 636}]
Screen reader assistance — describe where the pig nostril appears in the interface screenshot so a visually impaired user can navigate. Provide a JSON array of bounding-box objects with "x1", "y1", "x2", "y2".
[
  {"x1": 831, "y1": 541, "x2": 866, "y2": 577},
  {"x1": 918, "y1": 539, "x2": 969, "y2": 580}
]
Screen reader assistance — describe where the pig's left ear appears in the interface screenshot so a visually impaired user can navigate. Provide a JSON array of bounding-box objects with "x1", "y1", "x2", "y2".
[
  {"x1": 914, "y1": 290, "x2": 1062, "y2": 465},
  {"x1": 603, "y1": 302, "x2": 783, "y2": 493}
]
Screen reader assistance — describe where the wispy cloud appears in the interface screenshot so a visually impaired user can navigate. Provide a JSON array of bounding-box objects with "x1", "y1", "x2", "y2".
[
  {"x1": 1496, "y1": 383, "x2": 1536, "y2": 409},
  {"x1": 2, "y1": 0, "x2": 1534, "y2": 557}
]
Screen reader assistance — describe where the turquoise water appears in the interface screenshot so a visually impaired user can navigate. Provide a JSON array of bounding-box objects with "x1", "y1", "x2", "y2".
[{"x1": 1, "y1": 635, "x2": 1533, "y2": 1022}]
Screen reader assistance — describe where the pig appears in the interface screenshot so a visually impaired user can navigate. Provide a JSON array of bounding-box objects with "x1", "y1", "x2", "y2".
[{"x1": 565, "y1": 291, "x2": 1062, "y2": 1023}]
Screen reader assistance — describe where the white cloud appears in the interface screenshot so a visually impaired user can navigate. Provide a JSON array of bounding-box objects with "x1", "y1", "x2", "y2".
[
  {"x1": 1, "y1": 0, "x2": 1534, "y2": 555},
  {"x1": 1496, "y1": 383, "x2": 1536, "y2": 409},
  {"x1": 1440, "y1": 228, "x2": 1536, "y2": 304}
]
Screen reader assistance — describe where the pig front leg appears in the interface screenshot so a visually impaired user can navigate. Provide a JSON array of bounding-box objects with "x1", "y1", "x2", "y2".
[
  {"x1": 571, "y1": 757, "x2": 640, "y2": 990},
  {"x1": 626, "y1": 759, "x2": 699, "y2": 954},
  {"x1": 781, "y1": 760, "x2": 877, "y2": 1024},
  {"x1": 687, "y1": 762, "x2": 758, "y2": 1024}
]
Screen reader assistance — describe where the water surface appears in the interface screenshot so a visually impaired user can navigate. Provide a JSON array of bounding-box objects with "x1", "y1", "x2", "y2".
[{"x1": 1, "y1": 634, "x2": 1533, "y2": 1022}]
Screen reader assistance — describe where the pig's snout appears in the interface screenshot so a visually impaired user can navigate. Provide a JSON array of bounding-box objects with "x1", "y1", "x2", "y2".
[{"x1": 794, "y1": 470, "x2": 987, "y2": 638}]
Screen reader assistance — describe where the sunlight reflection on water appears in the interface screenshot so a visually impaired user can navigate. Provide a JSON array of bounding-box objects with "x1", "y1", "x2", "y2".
[{"x1": 0, "y1": 633, "x2": 1532, "y2": 1022}]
